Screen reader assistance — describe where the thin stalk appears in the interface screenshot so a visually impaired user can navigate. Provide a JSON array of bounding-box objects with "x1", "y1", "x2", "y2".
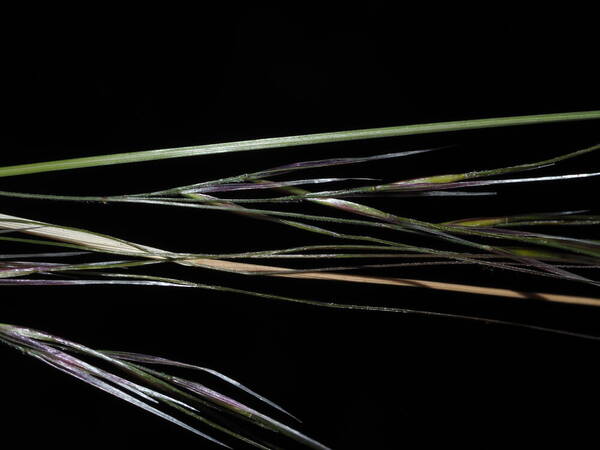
[{"x1": 0, "y1": 111, "x2": 598, "y2": 178}]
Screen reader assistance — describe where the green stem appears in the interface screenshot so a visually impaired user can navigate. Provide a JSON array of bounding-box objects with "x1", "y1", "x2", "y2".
[{"x1": 1, "y1": 111, "x2": 598, "y2": 178}]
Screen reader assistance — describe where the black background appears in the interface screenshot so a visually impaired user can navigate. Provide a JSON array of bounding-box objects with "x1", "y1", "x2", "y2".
[{"x1": 2, "y1": 6, "x2": 599, "y2": 449}]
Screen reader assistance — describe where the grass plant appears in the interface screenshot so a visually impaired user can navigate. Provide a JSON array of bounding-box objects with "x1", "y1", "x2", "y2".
[{"x1": 1, "y1": 111, "x2": 599, "y2": 448}]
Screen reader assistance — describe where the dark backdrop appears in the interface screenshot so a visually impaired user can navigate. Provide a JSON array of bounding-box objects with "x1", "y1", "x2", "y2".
[{"x1": 2, "y1": 6, "x2": 599, "y2": 449}]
